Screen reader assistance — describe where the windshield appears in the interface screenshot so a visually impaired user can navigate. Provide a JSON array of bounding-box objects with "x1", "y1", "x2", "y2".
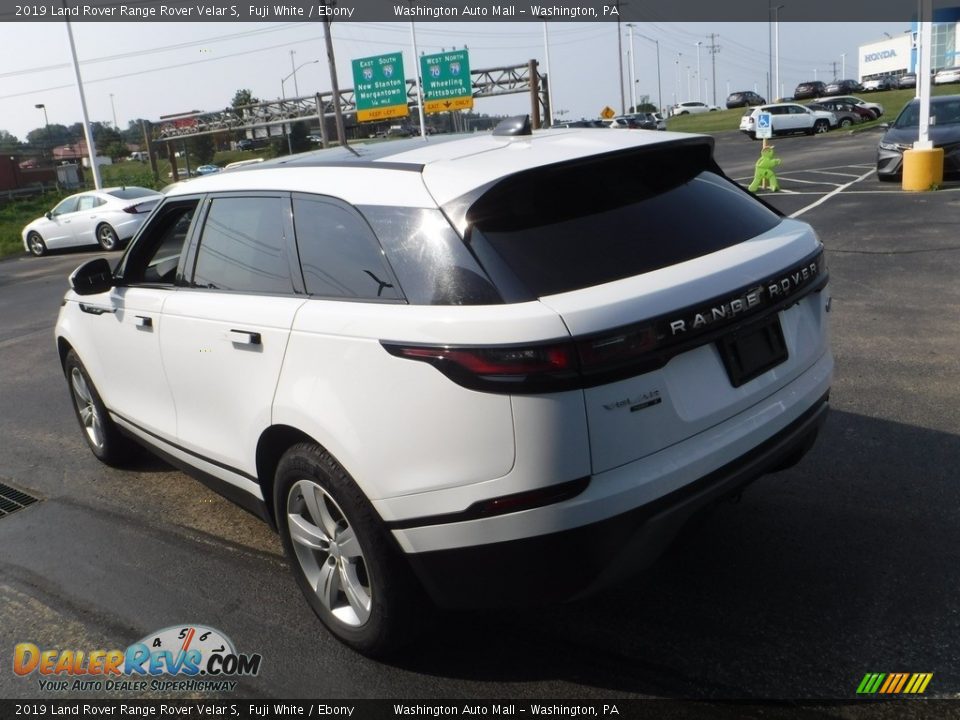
[
  {"x1": 107, "y1": 187, "x2": 158, "y2": 200},
  {"x1": 895, "y1": 100, "x2": 960, "y2": 128}
]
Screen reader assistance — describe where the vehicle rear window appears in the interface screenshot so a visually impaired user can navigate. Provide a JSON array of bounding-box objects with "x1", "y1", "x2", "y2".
[
  {"x1": 107, "y1": 187, "x2": 157, "y2": 200},
  {"x1": 462, "y1": 142, "x2": 781, "y2": 298}
]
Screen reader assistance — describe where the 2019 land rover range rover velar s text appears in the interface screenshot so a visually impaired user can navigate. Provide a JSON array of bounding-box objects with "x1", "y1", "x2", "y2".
[{"x1": 56, "y1": 121, "x2": 832, "y2": 656}]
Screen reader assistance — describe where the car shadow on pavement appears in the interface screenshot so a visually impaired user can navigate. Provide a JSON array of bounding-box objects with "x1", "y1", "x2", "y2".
[{"x1": 393, "y1": 408, "x2": 960, "y2": 699}]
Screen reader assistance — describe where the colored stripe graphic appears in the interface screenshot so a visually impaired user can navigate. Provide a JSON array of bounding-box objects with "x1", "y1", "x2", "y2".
[{"x1": 857, "y1": 673, "x2": 932, "y2": 694}]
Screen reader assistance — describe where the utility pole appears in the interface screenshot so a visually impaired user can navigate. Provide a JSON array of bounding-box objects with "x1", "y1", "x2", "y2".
[
  {"x1": 321, "y1": 6, "x2": 346, "y2": 146},
  {"x1": 707, "y1": 33, "x2": 720, "y2": 106},
  {"x1": 830, "y1": 61, "x2": 839, "y2": 80},
  {"x1": 841, "y1": 52, "x2": 846, "y2": 78}
]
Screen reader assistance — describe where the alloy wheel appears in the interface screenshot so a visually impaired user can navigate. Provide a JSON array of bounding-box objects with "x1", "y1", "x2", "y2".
[
  {"x1": 70, "y1": 367, "x2": 104, "y2": 449},
  {"x1": 286, "y1": 479, "x2": 372, "y2": 627}
]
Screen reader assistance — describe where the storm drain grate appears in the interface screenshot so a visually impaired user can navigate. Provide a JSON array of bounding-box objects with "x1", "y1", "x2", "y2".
[{"x1": 0, "y1": 481, "x2": 39, "y2": 518}]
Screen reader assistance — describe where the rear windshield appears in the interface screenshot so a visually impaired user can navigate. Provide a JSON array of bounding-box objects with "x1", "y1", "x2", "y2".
[
  {"x1": 894, "y1": 100, "x2": 960, "y2": 128},
  {"x1": 107, "y1": 187, "x2": 157, "y2": 200},
  {"x1": 463, "y1": 142, "x2": 781, "y2": 298}
]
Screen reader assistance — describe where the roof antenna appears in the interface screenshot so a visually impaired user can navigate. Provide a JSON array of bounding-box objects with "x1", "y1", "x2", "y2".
[{"x1": 493, "y1": 115, "x2": 532, "y2": 136}]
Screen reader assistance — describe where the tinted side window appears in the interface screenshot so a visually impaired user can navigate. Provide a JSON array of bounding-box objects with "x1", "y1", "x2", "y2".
[
  {"x1": 118, "y1": 200, "x2": 198, "y2": 286},
  {"x1": 360, "y1": 206, "x2": 501, "y2": 306},
  {"x1": 193, "y1": 197, "x2": 292, "y2": 294},
  {"x1": 76, "y1": 196, "x2": 96, "y2": 211},
  {"x1": 292, "y1": 197, "x2": 401, "y2": 301}
]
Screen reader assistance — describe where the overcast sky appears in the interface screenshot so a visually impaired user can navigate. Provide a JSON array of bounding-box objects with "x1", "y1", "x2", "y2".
[{"x1": 0, "y1": 21, "x2": 907, "y2": 140}]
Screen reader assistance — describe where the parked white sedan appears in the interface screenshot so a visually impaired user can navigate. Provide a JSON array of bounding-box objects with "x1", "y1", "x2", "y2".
[
  {"x1": 670, "y1": 101, "x2": 721, "y2": 116},
  {"x1": 22, "y1": 186, "x2": 162, "y2": 257}
]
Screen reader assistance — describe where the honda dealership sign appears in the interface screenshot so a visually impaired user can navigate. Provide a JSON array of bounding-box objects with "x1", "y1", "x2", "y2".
[{"x1": 858, "y1": 35, "x2": 912, "y2": 79}]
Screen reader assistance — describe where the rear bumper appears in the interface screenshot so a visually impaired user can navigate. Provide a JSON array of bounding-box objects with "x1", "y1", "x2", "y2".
[{"x1": 405, "y1": 384, "x2": 830, "y2": 609}]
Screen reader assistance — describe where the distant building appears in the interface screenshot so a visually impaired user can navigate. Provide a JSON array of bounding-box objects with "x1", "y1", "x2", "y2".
[
  {"x1": 52, "y1": 141, "x2": 88, "y2": 162},
  {"x1": 858, "y1": 8, "x2": 960, "y2": 83}
]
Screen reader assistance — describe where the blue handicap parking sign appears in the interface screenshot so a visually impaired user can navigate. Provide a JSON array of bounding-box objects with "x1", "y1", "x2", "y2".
[{"x1": 758, "y1": 113, "x2": 771, "y2": 128}]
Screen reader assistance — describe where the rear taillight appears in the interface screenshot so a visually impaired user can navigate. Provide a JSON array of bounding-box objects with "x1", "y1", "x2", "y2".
[
  {"x1": 384, "y1": 324, "x2": 675, "y2": 392},
  {"x1": 123, "y1": 204, "x2": 146, "y2": 214},
  {"x1": 381, "y1": 341, "x2": 580, "y2": 394}
]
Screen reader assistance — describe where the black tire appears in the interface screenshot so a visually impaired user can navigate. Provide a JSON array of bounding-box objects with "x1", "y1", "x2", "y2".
[
  {"x1": 27, "y1": 232, "x2": 46, "y2": 257},
  {"x1": 64, "y1": 349, "x2": 136, "y2": 466},
  {"x1": 814, "y1": 120, "x2": 830, "y2": 134},
  {"x1": 97, "y1": 223, "x2": 120, "y2": 251},
  {"x1": 839, "y1": 117, "x2": 853, "y2": 128},
  {"x1": 275, "y1": 443, "x2": 425, "y2": 657}
]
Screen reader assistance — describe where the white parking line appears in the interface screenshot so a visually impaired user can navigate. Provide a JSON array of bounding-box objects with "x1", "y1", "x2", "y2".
[
  {"x1": 802, "y1": 170, "x2": 864, "y2": 179},
  {"x1": 789, "y1": 167, "x2": 877, "y2": 218},
  {"x1": 774, "y1": 176, "x2": 844, "y2": 187}
]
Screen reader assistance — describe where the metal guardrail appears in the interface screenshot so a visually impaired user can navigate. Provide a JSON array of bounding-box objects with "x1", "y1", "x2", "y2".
[{"x1": 0, "y1": 183, "x2": 58, "y2": 203}]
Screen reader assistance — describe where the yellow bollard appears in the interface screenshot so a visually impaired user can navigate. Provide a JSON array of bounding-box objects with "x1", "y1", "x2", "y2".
[{"x1": 901, "y1": 148, "x2": 944, "y2": 191}]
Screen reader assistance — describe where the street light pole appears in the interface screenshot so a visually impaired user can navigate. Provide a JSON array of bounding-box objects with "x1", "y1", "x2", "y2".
[
  {"x1": 773, "y1": 5, "x2": 783, "y2": 100},
  {"x1": 675, "y1": 52, "x2": 682, "y2": 107},
  {"x1": 695, "y1": 41, "x2": 702, "y2": 102},
  {"x1": 282, "y1": 59, "x2": 320, "y2": 154},
  {"x1": 637, "y1": 34, "x2": 663, "y2": 115},
  {"x1": 65, "y1": 19, "x2": 101, "y2": 189},
  {"x1": 35, "y1": 103, "x2": 50, "y2": 162},
  {"x1": 541, "y1": 19, "x2": 554, "y2": 125},
  {"x1": 409, "y1": 22, "x2": 427, "y2": 139},
  {"x1": 290, "y1": 50, "x2": 300, "y2": 97},
  {"x1": 626, "y1": 23, "x2": 636, "y2": 113}
]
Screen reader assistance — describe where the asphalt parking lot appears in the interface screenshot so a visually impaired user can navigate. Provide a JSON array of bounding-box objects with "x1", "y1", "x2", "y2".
[{"x1": 1, "y1": 128, "x2": 959, "y2": 705}]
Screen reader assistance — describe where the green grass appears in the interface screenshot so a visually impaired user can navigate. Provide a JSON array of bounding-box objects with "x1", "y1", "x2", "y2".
[
  {"x1": 0, "y1": 191, "x2": 66, "y2": 259},
  {"x1": 665, "y1": 85, "x2": 960, "y2": 134}
]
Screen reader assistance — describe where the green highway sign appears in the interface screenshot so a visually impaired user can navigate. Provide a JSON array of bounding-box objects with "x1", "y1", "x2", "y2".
[
  {"x1": 352, "y1": 52, "x2": 409, "y2": 122},
  {"x1": 420, "y1": 50, "x2": 473, "y2": 114}
]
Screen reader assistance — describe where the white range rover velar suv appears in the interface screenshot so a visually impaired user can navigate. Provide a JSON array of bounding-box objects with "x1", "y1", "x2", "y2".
[{"x1": 56, "y1": 119, "x2": 832, "y2": 655}]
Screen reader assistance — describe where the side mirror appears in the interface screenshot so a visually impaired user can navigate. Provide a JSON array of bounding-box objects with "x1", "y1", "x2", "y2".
[
  {"x1": 69, "y1": 258, "x2": 114, "y2": 296},
  {"x1": 45, "y1": 211, "x2": 53, "y2": 220},
  {"x1": 878, "y1": 123, "x2": 890, "y2": 130}
]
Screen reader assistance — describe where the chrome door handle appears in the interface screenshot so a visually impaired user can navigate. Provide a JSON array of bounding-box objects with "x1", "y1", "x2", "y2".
[
  {"x1": 135, "y1": 315, "x2": 153, "y2": 328},
  {"x1": 230, "y1": 329, "x2": 261, "y2": 346}
]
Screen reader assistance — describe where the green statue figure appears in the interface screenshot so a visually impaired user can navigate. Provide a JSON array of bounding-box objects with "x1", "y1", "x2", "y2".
[{"x1": 748, "y1": 145, "x2": 781, "y2": 193}]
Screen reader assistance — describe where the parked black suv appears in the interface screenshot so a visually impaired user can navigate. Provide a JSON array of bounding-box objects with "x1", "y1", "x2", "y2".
[
  {"x1": 794, "y1": 81, "x2": 827, "y2": 100},
  {"x1": 825, "y1": 79, "x2": 863, "y2": 96},
  {"x1": 726, "y1": 91, "x2": 767, "y2": 109}
]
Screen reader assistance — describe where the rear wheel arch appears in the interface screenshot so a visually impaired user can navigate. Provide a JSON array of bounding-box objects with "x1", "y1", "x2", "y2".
[
  {"x1": 256, "y1": 426, "x2": 381, "y2": 531},
  {"x1": 256, "y1": 425, "x2": 316, "y2": 530}
]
